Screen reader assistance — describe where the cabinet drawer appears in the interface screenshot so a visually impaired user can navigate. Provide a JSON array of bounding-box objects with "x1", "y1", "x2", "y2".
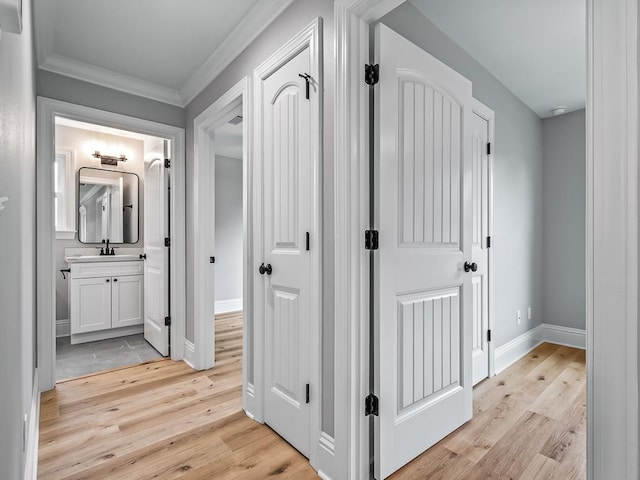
[{"x1": 70, "y1": 261, "x2": 143, "y2": 279}]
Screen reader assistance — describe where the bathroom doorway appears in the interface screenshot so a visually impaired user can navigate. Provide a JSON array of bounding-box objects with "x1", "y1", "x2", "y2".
[
  {"x1": 36, "y1": 97, "x2": 187, "y2": 392},
  {"x1": 53, "y1": 118, "x2": 167, "y2": 382}
]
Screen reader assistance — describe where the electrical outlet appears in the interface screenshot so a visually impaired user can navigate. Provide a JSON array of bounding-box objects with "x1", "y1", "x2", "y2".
[
  {"x1": 528, "y1": 307, "x2": 532, "y2": 320},
  {"x1": 516, "y1": 310, "x2": 522, "y2": 325}
]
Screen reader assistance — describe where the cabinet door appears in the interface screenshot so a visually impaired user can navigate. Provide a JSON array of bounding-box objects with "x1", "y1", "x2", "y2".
[
  {"x1": 111, "y1": 275, "x2": 144, "y2": 328},
  {"x1": 71, "y1": 277, "x2": 112, "y2": 333}
]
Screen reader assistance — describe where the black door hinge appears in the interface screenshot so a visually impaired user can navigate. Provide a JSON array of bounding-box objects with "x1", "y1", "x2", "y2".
[
  {"x1": 164, "y1": 316, "x2": 171, "y2": 327},
  {"x1": 164, "y1": 237, "x2": 170, "y2": 247},
  {"x1": 365, "y1": 230, "x2": 379, "y2": 250},
  {"x1": 164, "y1": 158, "x2": 171, "y2": 168},
  {"x1": 487, "y1": 329, "x2": 492, "y2": 342},
  {"x1": 365, "y1": 393, "x2": 379, "y2": 416},
  {"x1": 486, "y1": 236, "x2": 491, "y2": 248},
  {"x1": 365, "y1": 64, "x2": 379, "y2": 86},
  {"x1": 487, "y1": 143, "x2": 491, "y2": 155},
  {"x1": 306, "y1": 232, "x2": 310, "y2": 251},
  {"x1": 305, "y1": 384, "x2": 310, "y2": 404},
  {"x1": 210, "y1": 257, "x2": 215, "y2": 263}
]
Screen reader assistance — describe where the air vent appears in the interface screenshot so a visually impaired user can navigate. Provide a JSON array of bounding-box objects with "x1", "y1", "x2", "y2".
[{"x1": 228, "y1": 115, "x2": 243, "y2": 125}]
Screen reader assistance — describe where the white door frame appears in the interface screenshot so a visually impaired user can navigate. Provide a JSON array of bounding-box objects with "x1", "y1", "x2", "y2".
[
  {"x1": 191, "y1": 76, "x2": 259, "y2": 419},
  {"x1": 253, "y1": 18, "x2": 323, "y2": 470},
  {"x1": 36, "y1": 97, "x2": 187, "y2": 392},
  {"x1": 471, "y1": 98, "x2": 495, "y2": 379},
  {"x1": 333, "y1": 0, "x2": 638, "y2": 479}
]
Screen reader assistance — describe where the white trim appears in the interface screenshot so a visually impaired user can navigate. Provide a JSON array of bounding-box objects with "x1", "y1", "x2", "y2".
[
  {"x1": 36, "y1": 97, "x2": 187, "y2": 392},
  {"x1": 494, "y1": 324, "x2": 587, "y2": 375},
  {"x1": 192, "y1": 76, "x2": 259, "y2": 420},
  {"x1": 215, "y1": 298, "x2": 243, "y2": 314},
  {"x1": 493, "y1": 325, "x2": 544, "y2": 375},
  {"x1": 543, "y1": 324, "x2": 587, "y2": 350},
  {"x1": 471, "y1": 99, "x2": 495, "y2": 377},
  {"x1": 180, "y1": 0, "x2": 296, "y2": 105},
  {"x1": 54, "y1": 147, "x2": 76, "y2": 236},
  {"x1": 587, "y1": 1, "x2": 639, "y2": 478},
  {"x1": 56, "y1": 318, "x2": 70, "y2": 338},
  {"x1": 40, "y1": 54, "x2": 184, "y2": 107},
  {"x1": 56, "y1": 230, "x2": 76, "y2": 240},
  {"x1": 183, "y1": 340, "x2": 196, "y2": 370},
  {"x1": 23, "y1": 372, "x2": 40, "y2": 480},
  {"x1": 253, "y1": 18, "x2": 323, "y2": 473}
]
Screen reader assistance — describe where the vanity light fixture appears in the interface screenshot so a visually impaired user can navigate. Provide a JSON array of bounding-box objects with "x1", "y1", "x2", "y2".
[{"x1": 92, "y1": 150, "x2": 127, "y2": 166}]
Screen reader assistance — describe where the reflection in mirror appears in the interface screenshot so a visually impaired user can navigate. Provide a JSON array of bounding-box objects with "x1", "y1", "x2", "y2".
[{"x1": 78, "y1": 167, "x2": 139, "y2": 244}]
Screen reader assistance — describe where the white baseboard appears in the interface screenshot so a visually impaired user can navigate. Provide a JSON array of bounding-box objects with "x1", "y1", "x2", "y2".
[
  {"x1": 494, "y1": 323, "x2": 586, "y2": 375},
  {"x1": 542, "y1": 324, "x2": 586, "y2": 349},
  {"x1": 24, "y1": 371, "x2": 40, "y2": 480},
  {"x1": 183, "y1": 340, "x2": 196, "y2": 369},
  {"x1": 56, "y1": 318, "x2": 70, "y2": 338},
  {"x1": 494, "y1": 325, "x2": 544, "y2": 374},
  {"x1": 215, "y1": 298, "x2": 243, "y2": 314}
]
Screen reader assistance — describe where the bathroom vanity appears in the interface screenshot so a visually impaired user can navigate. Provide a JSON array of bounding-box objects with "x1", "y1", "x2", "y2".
[{"x1": 66, "y1": 256, "x2": 144, "y2": 344}]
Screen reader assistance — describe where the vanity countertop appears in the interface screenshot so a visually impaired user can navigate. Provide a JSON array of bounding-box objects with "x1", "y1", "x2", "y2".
[{"x1": 65, "y1": 254, "x2": 142, "y2": 263}]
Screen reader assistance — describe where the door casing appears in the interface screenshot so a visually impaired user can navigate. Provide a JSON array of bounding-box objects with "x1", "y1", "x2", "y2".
[
  {"x1": 36, "y1": 97, "x2": 186, "y2": 392},
  {"x1": 332, "y1": 0, "x2": 636, "y2": 479}
]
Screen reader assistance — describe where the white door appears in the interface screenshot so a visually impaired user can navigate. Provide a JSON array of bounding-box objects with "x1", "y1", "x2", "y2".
[
  {"x1": 260, "y1": 44, "x2": 315, "y2": 457},
  {"x1": 112, "y1": 274, "x2": 144, "y2": 329},
  {"x1": 375, "y1": 24, "x2": 474, "y2": 479},
  {"x1": 471, "y1": 109, "x2": 491, "y2": 385},
  {"x1": 143, "y1": 158, "x2": 169, "y2": 356}
]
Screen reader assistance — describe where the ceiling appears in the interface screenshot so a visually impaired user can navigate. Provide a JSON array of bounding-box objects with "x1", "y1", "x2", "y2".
[
  {"x1": 34, "y1": 0, "x2": 295, "y2": 106},
  {"x1": 409, "y1": 0, "x2": 586, "y2": 118}
]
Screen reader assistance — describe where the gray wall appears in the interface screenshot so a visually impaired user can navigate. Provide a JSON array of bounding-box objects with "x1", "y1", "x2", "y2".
[
  {"x1": 380, "y1": 3, "x2": 545, "y2": 347},
  {"x1": 37, "y1": 70, "x2": 185, "y2": 129},
  {"x1": 185, "y1": 0, "x2": 335, "y2": 435},
  {"x1": 214, "y1": 155, "x2": 243, "y2": 304},
  {"x1": 542, "y1": 109, "x2": 586, "y2": 330},
  {"x1": 0, "y1": 0, "x2": 37, "y2": 477}
]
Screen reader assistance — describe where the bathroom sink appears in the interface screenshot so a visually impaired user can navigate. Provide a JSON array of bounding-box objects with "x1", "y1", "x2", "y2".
[{"x1": 65, "y1": 254, "x2": 142, "y2": 263}]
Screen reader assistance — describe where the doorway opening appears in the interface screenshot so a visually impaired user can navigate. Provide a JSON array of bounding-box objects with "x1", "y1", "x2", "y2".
[
  {"x1": 212, "y1": 107, "x2": 245, "y2": 373},
  {"x1": 52, "y1": 117, "x2": 170, "y2": 382}
]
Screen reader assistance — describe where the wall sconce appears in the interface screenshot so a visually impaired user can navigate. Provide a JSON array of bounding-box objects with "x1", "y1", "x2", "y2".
[{"x1": 93, "y1": 150, "x2": 127, "y2": 166}]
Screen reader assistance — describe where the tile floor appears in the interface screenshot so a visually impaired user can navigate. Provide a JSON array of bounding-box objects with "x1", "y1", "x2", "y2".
[{"x1": 56, "y1": 334, "x2": 164, "y2": 381}]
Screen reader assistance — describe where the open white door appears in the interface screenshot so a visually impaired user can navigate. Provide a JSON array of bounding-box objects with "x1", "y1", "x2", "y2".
[
  {"x1": 143, "y1": 157, "x2": 169, "y2": 356},
  {"x1": 374, "y1": 24, "x2": 474, "y2": 478},
  {"x1": 471, "y1": 108, "x2": 491, "y2": 385}
]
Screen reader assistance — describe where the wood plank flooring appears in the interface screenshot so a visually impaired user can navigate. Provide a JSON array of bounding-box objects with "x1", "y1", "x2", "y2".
[
  {"x1": 390, "y1": 343, "x2": 586, "y2": 480},
  {"x1": 39, "y1": 326, "x2": 585, "y2": 479}
]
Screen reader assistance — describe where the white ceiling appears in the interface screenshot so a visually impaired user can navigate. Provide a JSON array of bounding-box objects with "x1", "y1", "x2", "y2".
[
  {"x1": 34, "y1": 0, "x2": 295, "y2": 106},
  {"x1": 409, "y1": 0, "x2": 586, "y2": 118}
]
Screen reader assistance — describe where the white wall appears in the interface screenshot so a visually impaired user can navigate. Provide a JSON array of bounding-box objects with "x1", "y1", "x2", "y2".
[
  {"x1": 542, "y1": 109, "x2": 586, "y2": 330},
  {"x1": 380, "y1": 3, "x2": 545, "y2": 348},
  {"x1": 0, "y1": 0, "x2": 38, "y2": 477},
  {"x1": 214, "y1": 155, "x2": 243, "y2": 307},
  {"x1": 54, "y1": 125, "x2": 145, "y2": 321}
]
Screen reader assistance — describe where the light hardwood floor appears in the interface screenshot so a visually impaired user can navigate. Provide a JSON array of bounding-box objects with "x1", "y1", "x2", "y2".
[{"x1": 39, "y1": 322, "x2": 585, "y2": 479}]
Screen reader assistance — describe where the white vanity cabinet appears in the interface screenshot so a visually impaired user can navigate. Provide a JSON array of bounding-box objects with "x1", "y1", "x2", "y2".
[{"x1": 69, "y1": 260, "x2": 144, "y2": 343}]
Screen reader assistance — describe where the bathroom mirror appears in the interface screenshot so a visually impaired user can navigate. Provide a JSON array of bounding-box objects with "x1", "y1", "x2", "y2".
[{"x1": 77, "y1": 167, "x2": 139, "y2": 244}]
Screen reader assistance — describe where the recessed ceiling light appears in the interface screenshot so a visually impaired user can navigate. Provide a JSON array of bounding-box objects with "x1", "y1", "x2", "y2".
[{"x1": 551, "y1": 106, "x2": 567, "y2": 116}]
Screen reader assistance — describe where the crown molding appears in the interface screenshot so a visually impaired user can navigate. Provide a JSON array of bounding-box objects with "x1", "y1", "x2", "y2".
[
  {"x1": 179, "y1": 0, "x2": 296, "y2": 106},
  {"x1": 33, "y1": 0, "x2": 52, "y2": 65},
  {"x1": 40, "y1": 54, "x2": 184, "y2": 107}
]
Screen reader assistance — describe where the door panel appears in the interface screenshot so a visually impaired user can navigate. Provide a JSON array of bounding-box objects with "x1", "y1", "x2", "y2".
[
  {"x1": 471, "y1": 112, "x2": 490, "y2": 385},
  {"x1": 72, "y1": 277, "x2": 112, "y2": 333},
  {"x1": 143, "y1": 158, "x2": 169, "y2": 356},
  {"x1": 112, "y1": 275, "x2": 144, "y2": 328},
  {"x1": 375, "y1": 24, "x2": 474, "y2": 479},
  {"x1": 262, "y1": 45, "x2": 313, "y2": 457}
]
